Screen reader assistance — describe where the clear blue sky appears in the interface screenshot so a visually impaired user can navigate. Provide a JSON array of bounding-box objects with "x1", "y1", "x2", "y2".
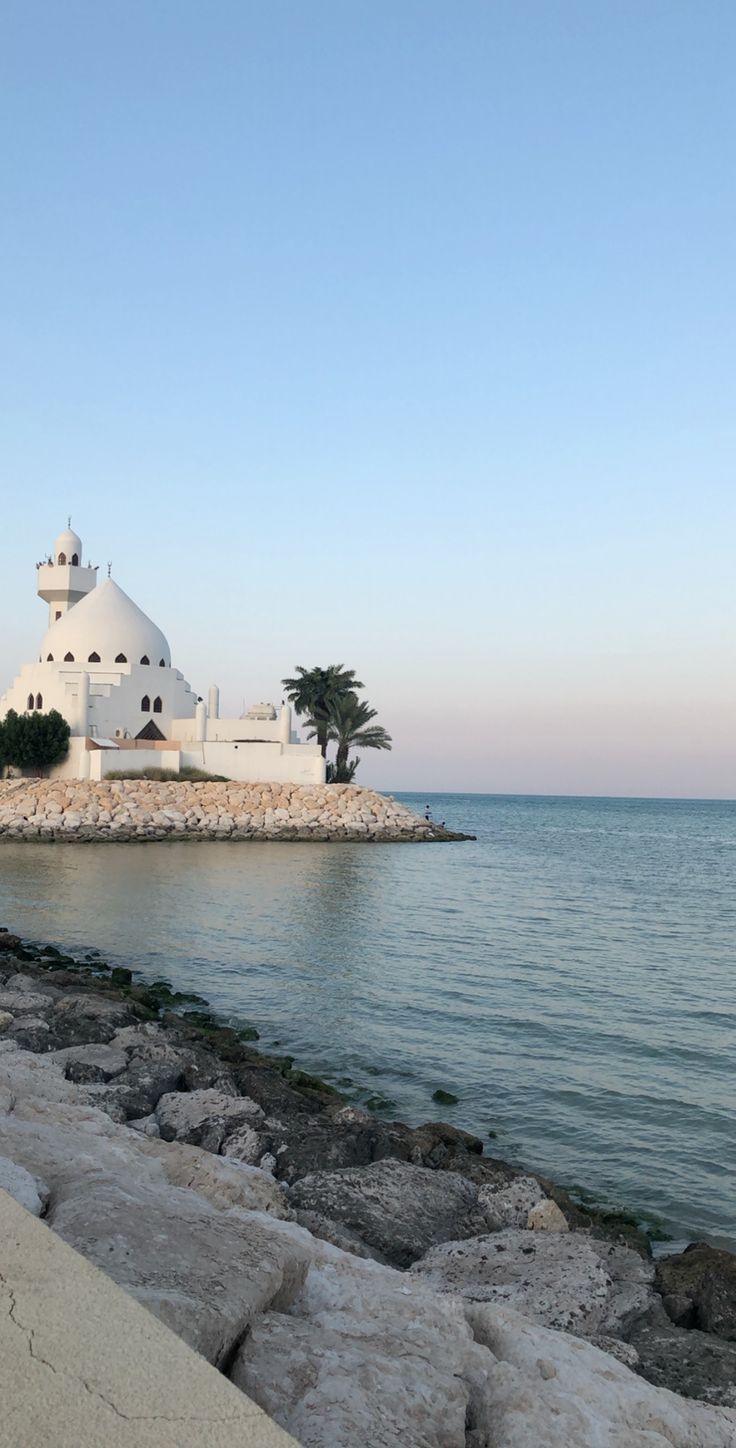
[{"x1": 2, "y1": 1, "x2": 734, "y2": 795}]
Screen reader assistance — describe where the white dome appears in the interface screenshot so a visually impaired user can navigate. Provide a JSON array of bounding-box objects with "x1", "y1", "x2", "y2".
[
  {"x1": 41, "y1": 579, "x2": 171, "y2": 668},
  {"x1": 53, "y1": 526, "x2": 83, "y2": 565}
]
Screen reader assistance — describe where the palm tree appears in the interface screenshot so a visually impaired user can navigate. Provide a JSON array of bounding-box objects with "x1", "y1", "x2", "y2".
[
  {"x1": 281, "y1": 665, "x2": 364, "y2": 757},
  {"x1": 308, "y1": 693, "x2": 392, "y2": 782}
]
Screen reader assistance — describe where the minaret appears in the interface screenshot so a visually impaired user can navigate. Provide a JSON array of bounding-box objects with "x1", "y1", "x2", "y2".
[{"x1": 36, "y1": 523, "x2": 97, "y2": 627}]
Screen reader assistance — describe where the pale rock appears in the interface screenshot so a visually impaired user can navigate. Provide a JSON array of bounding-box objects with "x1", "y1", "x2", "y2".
[
  {"x1": 0, "y1": 1154, "x2": 49, "y2": 1215},
  {"x1": 411, "y1": 1229, "x2": 653, "y2": 1337},
  {"x1": 155, "y1": 1087, "x2": 265, "y2": 1151},
  {"x1": 464, "y1": 1302, "x2": 736, "y2": 1447},
  {"x1": 221, "y1": 1123, "x2": 263, "y2": 1165},
  {"x1": 478, "y1": 1174, "x2": 546, "y2": 1228},
  {"x1": 232, "y1": 1253, "x2": 473, "y2": 1448},
  {"x1": 527, "y1": 1198, "x2": 570, "y2": 1232},
  {"x1": 0, "y1": 1012, "x2": 14, "y2": 1032}
]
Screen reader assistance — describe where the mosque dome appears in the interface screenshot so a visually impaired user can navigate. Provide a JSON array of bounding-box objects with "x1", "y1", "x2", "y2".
[
  {"x1": 53, "y1": 526, "x2": 83, "y2": 567},
  {"x1": 41, "y1": 579, "x2": 171, "y2": 668}
]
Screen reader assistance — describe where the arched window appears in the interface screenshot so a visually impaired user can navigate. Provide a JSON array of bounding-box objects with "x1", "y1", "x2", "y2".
[
  {"x1": 115, "y1": 653, "x2": 127, "y2": 663},
  {"x1": 35, "y1": 693, "x2": 43, "y2": 710},
  {"x1": 55, "y1": 611, "x2": 62, "y2": 621},
  {"x1": 153, "y1": 696, "x2": 163, "y2": 713},
  {"x1": 141, "y1": 694, "x2": 150, "y2": 712},
  {"x1": 27, "y1": 693, "x2": 34, "y2": 710},
  {"x1": 46, "y1": 653, "x2": 54, "y2": 662},
  {"x1": 57, "y1": 551, "x2": 66, "y2": 565},
  {"x1": 88, "y1": 651, "x2": 100, "y2": 663},
  {"x1": 71, "y1": 553, "x2": 79, "y2": 566},
  {"x1": 140, "y1": 654, "x2": 150, "y2": 665},
  {"x1": 64, "y1": 652, "x2": 75, "y2": 662},
  {"x1": 159, "y1": 658, "x2": 166, "y2": 667}
]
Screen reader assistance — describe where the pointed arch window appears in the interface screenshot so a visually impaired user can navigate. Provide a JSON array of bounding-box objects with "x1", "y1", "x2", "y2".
[
  {"x1": 115, "y1": 653, "x2": 127, "y2": 663},
  {"x1": 57, "y1": 552, "x2": 66, "y2": 565},
  {"x1": 153, "y1": 696, "x2": 163, "y2": 713},
  {"x1": 159, "y1": 658, "x2": 166, "y2": 667},
  {"x1": 64, "y1": 652, "x2": 75, "y2": 662},
  {"x1": 71, "y1": 553, "x2": 79, "y2": 566},
  {"x1": 55, "y1": 611, "x2": 62, "y2": 621},
  {"x1": 46, "y1": 653, "x2": 54, "y2": 662},
  {"x1": 27, "y1": 693, "x2": 34, "y2": 710},
  {"x1": 35, "y1": 693, "x2": 43, "y2": 710},
  {"x1": 140, "y1": 654, "x2": 150, "y2": 665},
  {"x1": 141, "y1": 694, "x2": 151, "y2": 712},
  {"x1": 88, "y1": 651, "x2": 100, "y2": 663}
]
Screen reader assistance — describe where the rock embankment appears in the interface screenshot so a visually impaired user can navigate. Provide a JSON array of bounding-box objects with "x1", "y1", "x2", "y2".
[
  {"x1": 1, "y1": 929, "x2": 736, "y2": 1447},
  {"x1": 0, "y1": 779, "x2": 472, "y2": 843}
]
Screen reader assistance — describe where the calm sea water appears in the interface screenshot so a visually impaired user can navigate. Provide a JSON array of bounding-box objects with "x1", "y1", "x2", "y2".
[{"x1": 0, "y1": 793, "x2": 734, "y2": 1247}]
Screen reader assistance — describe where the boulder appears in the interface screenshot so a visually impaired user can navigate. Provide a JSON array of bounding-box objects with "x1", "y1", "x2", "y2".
[
  {"x1": 626, "y1": 1299, "x2": 736, "y2": 1408},
  {"x1": 289, "y1": 1158, "x2": 489, "y2": 1267},
  {"x1": 155, "y1": 1088, "x2": 264, "y2": 1151},
  {"x1": 411, "y1": 1229, "x2": 654, "y2": 1337},
  {"x1": 527, "y1": 1198, "x2": 570, "y2": 1232},
  {"x1": 464, "y1": 1302, "x2": 736, "y2": 1445},
  {"x1": 49, "y1": 1042, "x2": 129, "y2": 1083},
  {"x1": 0, "y1": 1154, "x2": 49, "y2": 1215},
  {"x1": 655, "y1": 1243, "x2": 736, "y2": 1340},
  {"x1": 231, "y1": 1254, "x2": 473, "y2": 1448},
  {"x1": 0, "y1": 1091, "x2": 307, "y2": 1366},
  {"x1": 478, "y1": 1174, "x2": 546, "y2": 1228},
  {"x1": 140, "y1": 1138, "x2": 291, "y2": 1220}
]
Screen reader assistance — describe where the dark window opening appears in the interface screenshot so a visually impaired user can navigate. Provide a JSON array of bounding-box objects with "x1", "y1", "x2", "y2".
[
  {"x1": 55, "y1": 611, "x2": 62, "y2": 621},
  {"x1": 141, "y1": 694, "x2": 151, "y2": 712},
  {"x1": 64, "y1": 652, "x2": 75, "y2": 662},
  {"x1": 46, "y1": 653, "x2": 54, "y2": 661},
  {"x1": 27, "y1": 693, "x2": 34, "y2": 710},
  {"x1": 35, "y1": 693, "x2": 43, "y2": 710},
  {"x1": 153, "y1": 696, "x2": 163, "y2": 713},
  {"x1": 159, "y1": 658, "x2": 165, "y2": 667},
  {"x1": 71, "y1": 553, "x2": 79, "y2": 566},
  {"x1": 140, "y1": 654, "x2": 150, "y2": 665},
  {"x1": 88, "y1": 651, "x2": 100, "y2": 663},
  {"x1": 115, "y1": 653, "x2": 127, "y2": 663},
  {"x1": 135, "y1": 720, "x2": 166, "y2": 742},
  {"x1": 57, "y1": 552, "x2": 66, "y2": 565}
]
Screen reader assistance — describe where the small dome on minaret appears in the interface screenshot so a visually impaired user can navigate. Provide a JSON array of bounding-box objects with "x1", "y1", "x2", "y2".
[{"x1": 53, "y1": 524, "x2": 83, "y2": 567}]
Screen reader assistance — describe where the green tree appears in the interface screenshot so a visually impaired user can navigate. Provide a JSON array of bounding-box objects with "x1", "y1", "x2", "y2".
[
  {"x1": 281, "y1": 665, "x2": 364, "y2": 757},
  {"x1": 310, "y1": 693, "x2": 392, "y2": 783},
  {"x1": 1, "y1": 708, "x2": 70, "y2": 774}
]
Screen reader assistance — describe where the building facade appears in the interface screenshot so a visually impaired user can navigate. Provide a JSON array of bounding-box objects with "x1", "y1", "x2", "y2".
[{"x1": 1, "y1": 526, "x2": 325, "y2": 785}]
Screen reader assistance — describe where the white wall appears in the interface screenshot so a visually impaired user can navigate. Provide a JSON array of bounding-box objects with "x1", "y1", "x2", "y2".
[{"x1": 181, "y1": 741, "x2": 326, "y2": 785}]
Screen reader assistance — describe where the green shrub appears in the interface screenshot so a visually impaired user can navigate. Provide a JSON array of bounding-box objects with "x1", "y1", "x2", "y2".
[
  {"x1": 105, "y1": 765, "x2": 228, "y2": 782},
  {"x1": 0, "y1": 709, "x2": 70, "y2": 774}
]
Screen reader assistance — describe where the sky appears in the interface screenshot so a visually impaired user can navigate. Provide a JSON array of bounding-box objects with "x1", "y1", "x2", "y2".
[{"x1": 1, "y1": 1, "x2": 734, "y2": 796}]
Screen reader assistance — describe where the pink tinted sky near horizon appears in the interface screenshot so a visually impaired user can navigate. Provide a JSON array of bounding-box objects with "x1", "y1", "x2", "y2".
[{"x1": 1, "y1": 2, "x2": 734, "y2": 798}]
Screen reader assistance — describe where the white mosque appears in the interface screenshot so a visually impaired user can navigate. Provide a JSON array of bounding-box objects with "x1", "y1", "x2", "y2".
[{"x1": 0, "y1": 524, "x2": 325, "y2": 785}]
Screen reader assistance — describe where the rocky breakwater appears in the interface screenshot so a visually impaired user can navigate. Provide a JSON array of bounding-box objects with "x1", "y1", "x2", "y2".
[
  {"x1": 1, "y1": 936, "x2": 735, "y2": 1447},
  {"x1": 0, "y1": 778, "x2": 473, "y2": 843}
]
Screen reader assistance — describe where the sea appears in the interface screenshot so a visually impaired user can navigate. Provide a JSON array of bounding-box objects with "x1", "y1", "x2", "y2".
[{"x1": 1, "y1": 792, "x2": 734, "y2": 1249}]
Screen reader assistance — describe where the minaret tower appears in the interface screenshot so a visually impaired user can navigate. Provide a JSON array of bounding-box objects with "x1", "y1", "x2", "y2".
[{"x1": 36, "y1": 522, "x2": 97, "y2": 627}]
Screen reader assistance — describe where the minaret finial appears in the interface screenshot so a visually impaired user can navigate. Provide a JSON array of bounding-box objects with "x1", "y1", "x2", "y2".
[
  {"x1": 107, "y1": 561, "x2": 112, "y2": 578},
  {"x1": 67, "y1": 514, "x2": 71, "y2": 528}
]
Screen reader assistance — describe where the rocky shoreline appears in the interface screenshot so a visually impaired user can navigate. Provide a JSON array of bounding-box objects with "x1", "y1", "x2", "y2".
[
  {"x1": 1, "y1": 926, "x2": 734, "y2": 1445},
  {"x1": 0, "y1": 779, "x2": 474, "y2": 843}
]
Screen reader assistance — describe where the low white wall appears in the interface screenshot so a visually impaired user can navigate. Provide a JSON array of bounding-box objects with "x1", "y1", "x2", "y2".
[
  {"x1": 0, "y1": 1188, "x2": 297, "y2": 1447},
  {"x1": 181, "y1": 741, "x2": 326, "y2": 785},
  {"x1": 94, "y1": 748, "x2": 181, "y2": 780}
]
